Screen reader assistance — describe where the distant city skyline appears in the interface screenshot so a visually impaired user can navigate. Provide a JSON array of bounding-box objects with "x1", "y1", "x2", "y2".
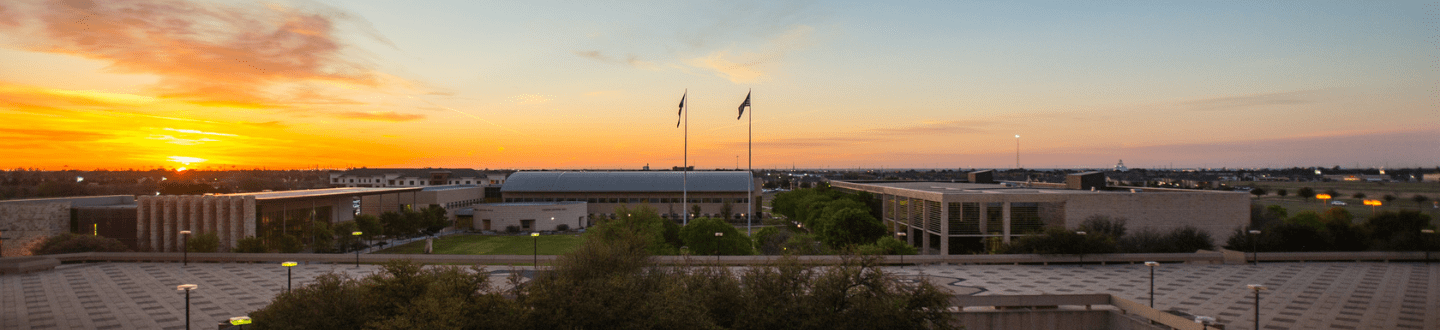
[{"x1": 1, "y1": 1, "x2": 1435, "y2": 170}]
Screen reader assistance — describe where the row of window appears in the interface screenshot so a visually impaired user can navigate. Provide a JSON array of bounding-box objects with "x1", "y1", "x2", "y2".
[
  {"x1": 589, "y1": 213, "x2": 748, "y2": 220},
  {"x1": 333, "y1": 177, "x2": 503, "y2": 186},
  {"x1": 505, "y1": 197, "x2": 749, "y2": 204},
  {"x1": 445, "y1": 198, "x2": 482, "y2": 209}
]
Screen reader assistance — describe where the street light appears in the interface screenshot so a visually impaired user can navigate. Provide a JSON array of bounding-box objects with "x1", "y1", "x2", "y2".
[
  {"x1": 531, "y1": 232, "x2": 540, "y2": 267},
  {"x1": 1248, "y1": 230, "x2": 1262, "y2": 266},
  {"x1": 179, "y1": 230, "x2": 192, "y2": 266},
  {"x1": 1316, "y1": 193, "x2": 1332, "y2": 205},
  {"x1": 1423, "y1": 229, "x2": 1436, "y2": 264},
  {"x1": 1194, "y1": 316, "x2": 1215, "y2": 330},
  {"x1": 1364, "y1": 199, "x2": 1382, "y2": 215},
  {"x1": 177, "y1": 284, "x2": 197, "y2": 330},
  {"x1": 713, "y1": 232, "x2": 726, "y2": 264},
  {"x1": 896, "y1": 231, "x2": 907, "y2": 267},
  {"x1": 1076, "y1": 231, "x2": 1087, "y2": 267},
  {"x1": 1144, "y1": 261, "x2": 1159, "y2": 308},
  {"x1": 228, "y1": 316, "x2": 252, "y2": 329},
  {"x1": 1248, "y1": 284, "x2": 1268, "y2": 330},
  {"x1": 282, "y1": 261, "x2": 298, "y2": 293},
  {"x1": 351, "y1": 231, "x2": 362, "y2": 268}
]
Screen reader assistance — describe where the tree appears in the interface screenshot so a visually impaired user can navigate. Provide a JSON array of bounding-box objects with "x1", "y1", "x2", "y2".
[
  {"x1": 419, "y1": 205, "x2": 449, "y2": 236},
  {"x1": 1352, "y1": 192, "x2": 1367, "y2": 199},
  {"x1": 31, "y1": 233, "x2": 129, "y2": 255},
  {"x1": 1383, "y1": 194, "x2": 1397, "y2": 204},
  {"x1": 332, "y1": 221, "x2": 361, "y2": 253},
  {"x1": 359, "y1": 214, "x2": 386, "y2": 240},
  {"x1": 1364, "y1": 211, "x2": 1433, "y2": 250},
  {"x1": 1250, "y1": 188, "x2": 1268, "y2": 197},
  {"x1": 855, "y1": 237, "x2": 917, "y2": 255},
  {"x1": 186, "y1": 232, "x2": 220, "y2": 253},
  {"x1": 1323, "y1": 188, "x2": 1340, "y2": 197},
  {"x1": 310, "y1": 221, "x2": 336, "y2": 253},
  {"x1": 719, "y1": 200, "x2": 734, "y2": 221},
  {"x1": 1286, "y1": 211, "x2": 1325, "y2": 230},
  {"x1": 679, "y1": 217, "x2": 753, "y2": 256},
  {"x1": 276, "y1": 234, "x2": 303, "y2": 253},
  {"x1": 1276, "y1": 189, "x2": 1289, "y2": 197},
  {"x1": 1321, "y1": 207, "x2": 1354, "y2": 225},
  {"x1": 585, "y1": 205, "x2": 680, "y2": 255},
  {"x1": 1004, "y1": 228, "x2": 1116, "y2": 255},
  {"x1": 1413, "y1": 195, "x2": 1430, "y2": 207},
  {"x1": 1297, "y1": 187, "x2": 1317, "y2": 201},
  {"x1": 812, "y1": 200, "x2": 886, "y2": 248}
]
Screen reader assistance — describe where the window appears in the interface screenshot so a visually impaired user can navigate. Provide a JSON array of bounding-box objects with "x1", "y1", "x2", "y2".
[
  {"x1": 609, "y1": 198, "x2": 619, "y2": 203},
  {"x1": 649, "y1": 198, "x2": 659, "y2": 203},
  {"x1": 521, "y1": 219, "x2": 535, "y2": 230},
  {"x1": 349, "y1": 179, "x2": 354, "y2": 183},
  {"x1": 587, "y1": 198, "x2": 598, "y2": 203}
]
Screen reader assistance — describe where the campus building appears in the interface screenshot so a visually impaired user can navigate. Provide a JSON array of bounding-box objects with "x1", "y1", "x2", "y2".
[
  {"x1": 134, "y1": 187, "x2": 422, "y2": 252},
  {"x1": 499, "y1": 171, "x2": 760, "y2": 222},
  {"x1": 832, "y1": 171, "x2": 1249, "y2": 255},
  {"x1": 465, "y1": 201, "x2": 589, "y2": 232},
  {"x1": 0, "y1": 195, "x2": 139, "y2": 256},
  {"x1": 329, "y1": 168, "x2": 507, "y2": 201},
  {"x1": 360, "y1": 185, "x2": 485, "y2": 223}
]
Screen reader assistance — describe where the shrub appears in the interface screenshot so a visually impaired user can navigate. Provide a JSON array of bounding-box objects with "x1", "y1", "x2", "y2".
[
  {"x1": 1077, "y1": 215, "x2": 1127, "y2": 239},
  {"x1": 1364, "y1": 210, "x2": 1432, "y2": 250},
  {"x1": 30, "y1": 233, "x2": 129, "y2": 255},
  {"x1": 555, "y1": 224, "x2": 570, "y2": 232},
  {"x1": 276, "y1": 234, "x2": 304, "y2": 253},
  {"x1": 855, "y1": 236, "x2": 916, "y2": 255},
  {"x1": 186, "y1": 232, "x2": 220, "y2": 253},
  {"x1": 234, "y1": 236, "x2": 267, "y2": 253},
  {"x1": 1118, "y1": 229, "x2": 1167, "y2": 253},
  {"x1": 504, "y1": 225, "x2": 520, "y2": 234},
  {"x1": 753, "y1": 226, "x2": 792, "y2": 255},
  {"x1": 678, "y1": 218, "x2": 753, "y2": 256},
  {"x1": 1004, "y1": 228, "x2": 1116, "y2": 255},
  {"x1": 1163, "y1": 226, "x2": 1214, "y2": 252}
]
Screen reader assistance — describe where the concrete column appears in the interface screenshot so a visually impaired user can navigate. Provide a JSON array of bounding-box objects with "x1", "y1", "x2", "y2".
[
  {"x1": 903, "y1": 198, "x2": 914, "y2": 246},
  {"x1": 202, "y1": 197, "x2": 215, "y2": 236},
  {"x1": 939, "y1": 201, "x2": 950, "y2": 256},
  {"x1": 150, "y1": 197, "x2": 161, "y2": 252},
  {"x1": 135, "y1": 197, "x2": 148, "y2": 252},
  {"x1": 242, "y1": 196, "x2": 257, "y2": 238},
  {"x1": 978, "y1": 202, "x2": 988, "y2": 237},
  {"x1": 1002, "y1": 201, "x2": 1012, "y2": 244},
  {"x1": 229, "y1": 196, "x2": 244, "y2": 249},
  {"x1": 215, "y1": 197, "x2": 230, "y2": 251},
  {"x1": 162, "y1": 196, "x2": 175, "y2": 252}
]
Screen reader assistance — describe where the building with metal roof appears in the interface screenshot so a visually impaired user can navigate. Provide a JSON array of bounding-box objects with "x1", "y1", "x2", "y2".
[
  {"x1": 500, "y1": 171, "x2": 759, "y2": 223},
  {"x1": 832, "y1": 172, "x2": 1248, "y2": 255}
]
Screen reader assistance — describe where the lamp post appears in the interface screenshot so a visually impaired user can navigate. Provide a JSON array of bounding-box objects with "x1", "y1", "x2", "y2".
[
  {"x1": 177, "y1": 284, "x2": 197, "y2": 330},
  {"x1": 1194, "y1": 316, "x2": 1215, "y2": 330},
  {"x1": 282, "y1": 261, "x2": 297, "y2": 293},
  {"x1": 531, "y1": 232, "x2": 540, "y2": 267},
  {"x1": 179, "y1": 230, "x2": 192, "y2": 266},
  {"x1": 351, "y1": 231, "x2": 362, "y2": 268},
  {"x1": 1076, "y1": 231, "x2": 1087, "y2": 267},
  {"x1": 1144, "y1": 261, "x2": 1158, "y2": 308},
  {"x1": 1364, "y1": 199, "x2": 1382, "y2": 215},
  {"x1": 1423, "y1": 229, "x2": 1435, "y2": 264},
  {"x1": 1248, "y1": 230, "x2": 1262, "y2": 266},
  {"x1": 228, "y1": 316, "x2": 252, "y2": 329},
  {"x1": 896, "y1": 231, "x2": 907, "y2": 267},
  {"x1": 714, "y1": 232, "x2": 724, "y2": 264},
  {"x1": 1248, "y1": 284, "x2": 1268, "y2": 330},
  {"x1": 1316, "y1": 193, "x2": 1332, "y2": 206}
]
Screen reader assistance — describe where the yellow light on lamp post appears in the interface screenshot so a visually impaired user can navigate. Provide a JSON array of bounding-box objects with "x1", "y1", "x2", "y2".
[
  {"x1": 531, "y1": 232, "x2": 540, "y2": 267},
  {"x1": 177, "y1": 284, "x2": 197, "y2": 330},
  {"x1": 351, "y1": 231, "x2": 362, "y2": 268},
  {"x1": 1317, "y1": 194, "x2": 1332, "y2": 204},
  {"x1": 1364, "y1": 199, "x2": 1382, "y2": 214},
  {"x1": 282, "y1": 261, "x2": 298, "y2": 293}
]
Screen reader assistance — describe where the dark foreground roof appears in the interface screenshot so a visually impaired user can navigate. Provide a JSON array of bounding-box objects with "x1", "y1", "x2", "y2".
[{"x1": 502, "y1": 171, "x2": 753, "y2": 193}]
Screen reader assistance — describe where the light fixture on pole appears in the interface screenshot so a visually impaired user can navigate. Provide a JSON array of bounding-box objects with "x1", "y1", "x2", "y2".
[
  {"x1": 896, "y1": 231, "x2": 907, "y2": 267},
  {"x1": 1144, "y1": 261, "x2": 1159, "y2": 308},
  {"x1": 177, "y1": 284, "x2": 197, "y2": 330},
  {"x1": 1076, "y1": 231, "x2": 1087, "y2": 267},
  {"x1": 531, "y1": 232, "x2": 540, "y2": 267},
  {"x1": 1423, "y1": 229, "x2": 1436, "y2": 264},
  {"x1": 1248, "y1": 284, "x2": 1268, "y2": 330},
  {"x1": 282, "y1": 261, "x2": 298, "y2": 293},
  {"x1": 1194, "y1": 316, "x2": 1215, "y2": 330},
  {"x1": 228, "y1": 316, "x2": 252, "y2": 329},
  {"x1": 714, "y1": 232, "x2": 723, "y2": 264},
  {"x1": 1364, "y1": 199, "x2": 1382, "y2": 215},
  {"x1": 351, "y1": 231, "x2": 362, "y2": 268},
  {"x1": 179, "y1": 230, "x2": 192, "y2": 266},
  {"x1": 1014, "y1": 134, "x2": 1020, "y2": 169},
  {"x1": 1248, "y1": 230, "x2": 1261, "y2": 266}
]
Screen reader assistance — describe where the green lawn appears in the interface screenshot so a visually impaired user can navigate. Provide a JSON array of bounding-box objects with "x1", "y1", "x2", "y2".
[{"x1": 375, "y1": 234, "x2": 586, "y2": 255}]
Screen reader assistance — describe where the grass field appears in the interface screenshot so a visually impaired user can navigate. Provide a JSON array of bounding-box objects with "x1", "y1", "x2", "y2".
[{"x1": 375, "y1": 234, "x2": 586, "y2": 255}]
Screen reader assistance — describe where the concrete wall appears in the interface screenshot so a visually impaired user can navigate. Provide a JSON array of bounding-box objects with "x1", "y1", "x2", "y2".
[
  {"x1": 503, "y1": 191, "x2": 761, "y2": 222},
  {"x1": 0, "y1": 202, "x2": 69, "y2": 257},
  {"x1": 416, "y1": 187, "x2": 484, "y2": 222},
  {"x1": 1064, "y1": 191, "x2": 1250, "y2": 245},
  {"x1": 472, "y1": 202, "x2": 588, "y2": 232},
  {"x1": 136, "y1": 195, "x2": 256, "y2": 252}
]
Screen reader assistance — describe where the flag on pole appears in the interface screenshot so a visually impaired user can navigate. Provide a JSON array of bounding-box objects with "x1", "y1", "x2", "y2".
[
  {"x1": 677, "y1": 92, "x2": 686, "y2": 127},
  {"x1": 737, "y1": 91, "x2": 750, "y2": 120}
]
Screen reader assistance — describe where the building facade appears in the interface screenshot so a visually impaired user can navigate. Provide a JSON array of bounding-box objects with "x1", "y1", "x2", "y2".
[
  {"x1": 329, "y1": 168, "x2": 509, "y2": 188},
  {"x1": 469, "y1": 201, "x2": 588, "y2": 232},
  {"x1": 500, "y1": 171, "x2": 760, "y2": 222},
  {"x1": 135, "y1": 187, "x2": 421, "y2": 252},
  {"x1": 832, "y1": 175, "x2": 1249, "y2": 255}
]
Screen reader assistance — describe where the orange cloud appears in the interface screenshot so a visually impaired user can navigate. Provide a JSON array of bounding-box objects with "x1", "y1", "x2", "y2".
[
  {"x1": 333, "y1": 111, "x2": 425, "y2": 122},
  {"x1": 0, "y1": 0, "x2": 383, "y2": 108}
]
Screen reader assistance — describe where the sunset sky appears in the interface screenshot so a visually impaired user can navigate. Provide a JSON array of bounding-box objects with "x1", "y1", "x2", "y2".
[{"x1": 1, "y1": 0, "x2": 1435, "y2": 170}]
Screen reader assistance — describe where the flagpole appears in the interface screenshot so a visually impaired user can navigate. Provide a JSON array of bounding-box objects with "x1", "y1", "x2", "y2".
[
  {"x1": 683, "y1": 89, "x2": 689, "y2": 226},
  {"x1": 746, "y1": 89, "x2": 753, "y2": 236}
]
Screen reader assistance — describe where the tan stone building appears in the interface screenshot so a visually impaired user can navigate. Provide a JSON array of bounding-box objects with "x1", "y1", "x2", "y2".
[
  {"x1": 467, "y1": 201, "x2": 588, "y2": 232},
  {"x1": 134, "y1": 187, "x2": 421, "y2": 252},
  {"x1": 500, "y1": 171, "x2": 759, "y2": 223},
  {"x1": 832, "y1": 173, "x2": 1249, "y2": 255}
]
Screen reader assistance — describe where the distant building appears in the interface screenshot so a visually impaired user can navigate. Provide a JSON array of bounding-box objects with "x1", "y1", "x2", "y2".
[
  {"x1": 329, "y1": 168, "x2": 508, "y2": 188},
  {"x1": 1113, "y1": 160, "x2": 1127, "y2": 172},
  {"x1": 1322, "y1": 174, "x2": 1388, "y2": 182},
  {"x1": 1423, "y1": 173, "x2": 1440, "y2": 183},
  {"x1": 500, "y1": 171, "x2": 759, "y2": 222},
  {"x1": 467, "y1": 201, "x2": 588, "y2": 232},
  {"x1": 832, "y1": 172, "x2": 1249, "y2": 255},
  {"x1": 361, "y1": 185, "x2": 484, "y2": 222}
]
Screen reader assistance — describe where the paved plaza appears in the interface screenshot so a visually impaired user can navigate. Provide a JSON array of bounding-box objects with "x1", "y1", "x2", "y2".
[{"x1": 1, "y1": 261, "x2": 1435, "y2": 329}]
